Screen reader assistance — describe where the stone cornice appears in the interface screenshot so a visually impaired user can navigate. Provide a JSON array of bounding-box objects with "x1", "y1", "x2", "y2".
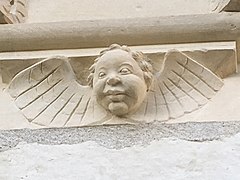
[{"x1": 0, "y1": 13, "x2": 240, "y2": 52}]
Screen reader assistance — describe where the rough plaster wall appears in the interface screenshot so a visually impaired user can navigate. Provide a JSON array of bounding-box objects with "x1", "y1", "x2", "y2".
[
  {"x1": 1, "y1": 133, "x2": 240, "y2": 179},
  {"x1": 27, "y1": 0, "x2": 229, "y2": 23}
]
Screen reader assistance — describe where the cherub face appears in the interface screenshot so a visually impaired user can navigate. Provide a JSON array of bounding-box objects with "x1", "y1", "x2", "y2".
[{"x1": 93, "y1": 49, "x2": 148, "y2": 117}]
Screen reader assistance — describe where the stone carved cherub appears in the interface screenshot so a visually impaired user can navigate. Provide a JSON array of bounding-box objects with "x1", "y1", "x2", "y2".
[{"x1": 8, "y1": 44, "x2": 224, "y2": 127}]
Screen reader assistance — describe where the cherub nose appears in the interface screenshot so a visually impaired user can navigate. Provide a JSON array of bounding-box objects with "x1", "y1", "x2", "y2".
[{"x1": 107, "y1": 76, "x2": 121, "y2": 85}]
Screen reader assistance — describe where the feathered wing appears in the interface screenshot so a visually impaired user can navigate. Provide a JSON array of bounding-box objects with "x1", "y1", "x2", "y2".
[
  {"x1": 0, "y1": 0, "x2": 28, "y2": 24},
  {"x1": 7, "y1": 56, "x2": 94, "y2": 127},
  {"x1": 145, "y1": 50, "x2": 224, "y2": 122}
]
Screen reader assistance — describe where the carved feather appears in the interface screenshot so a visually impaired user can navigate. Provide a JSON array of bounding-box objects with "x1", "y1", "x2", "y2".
[
  {"x1": 0, "y1": 0, "x2": 28, "y2": 24},
  {"x1": 8, "y1": 56, "x2": 93, "y2": 127},
  {"x1": 149, "y1": 50, "x2": 224, "y2": 122}
]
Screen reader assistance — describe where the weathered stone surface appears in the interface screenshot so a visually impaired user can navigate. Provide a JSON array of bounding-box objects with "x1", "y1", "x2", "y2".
[{"x1": 1, "y1": 131, "x2": 240, "y2": 179}]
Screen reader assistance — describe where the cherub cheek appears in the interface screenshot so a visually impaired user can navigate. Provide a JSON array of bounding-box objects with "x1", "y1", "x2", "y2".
[
  {"x1": 122, "y1": 76, "x2": 144, "y2": 85},
  {"x1": 94, "y1": 80, "x2": 107, "y2": 92}
]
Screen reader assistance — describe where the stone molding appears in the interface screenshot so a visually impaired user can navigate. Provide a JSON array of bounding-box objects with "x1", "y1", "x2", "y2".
[{"x1": 0, "y1": 13, "x2": 240, "y2": 52}]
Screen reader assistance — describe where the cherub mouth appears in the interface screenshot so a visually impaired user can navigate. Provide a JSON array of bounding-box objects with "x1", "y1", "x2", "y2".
[{"x1": 105, "y1": 90, "x2": 125, "y2": 95}]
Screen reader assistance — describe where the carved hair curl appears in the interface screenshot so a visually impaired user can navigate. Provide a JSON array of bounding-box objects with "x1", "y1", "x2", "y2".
[{"x1": 88, "y1": 44, "x2": 153, "y2": 90}]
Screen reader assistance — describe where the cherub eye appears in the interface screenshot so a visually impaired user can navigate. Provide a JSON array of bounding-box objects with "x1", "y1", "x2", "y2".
[
  {"x1": 98, "y1": 72, "x2": 106, "y2": 78},
  {"x1": 119, "y1": 68, "x2": 131, "y2": 75}
]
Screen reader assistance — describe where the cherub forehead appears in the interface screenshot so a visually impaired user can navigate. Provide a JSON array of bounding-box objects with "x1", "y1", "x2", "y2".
[{"x1": 95, "y1": 49, "x2": 139, "y2": 71}]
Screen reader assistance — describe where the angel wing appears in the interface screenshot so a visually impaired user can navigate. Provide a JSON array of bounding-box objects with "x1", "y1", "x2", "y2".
[
  {"x1": 7, "y1": 56, "x2": 96, "y2": 127},
  {"x1": 144, "y1": 50, "x2": 224, "y2": 122},
  {"x1": 0, "y1": 0, "x2": 28, "y2": 24}
]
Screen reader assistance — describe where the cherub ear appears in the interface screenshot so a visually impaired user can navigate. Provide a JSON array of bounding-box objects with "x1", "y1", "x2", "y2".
[
  {"x1": 8, "y1": 56, "x2": 93, "y2": 127},
  {"x1": 143, "y1": 71, "x2": 153, "y2": 91},
  {"x1": 144, "y1": 50, "x2": 224, "y2": 122}
]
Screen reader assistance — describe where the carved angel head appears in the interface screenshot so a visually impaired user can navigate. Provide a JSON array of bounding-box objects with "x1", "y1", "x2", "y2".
[{"x1": 87, "y1": 44, "x2": 153, "y2": 117}]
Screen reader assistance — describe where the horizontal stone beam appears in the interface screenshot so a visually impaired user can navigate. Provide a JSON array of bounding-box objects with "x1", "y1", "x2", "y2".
[{"x1": 0, "y1": 12, "x2": 240, "y2": 52}]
